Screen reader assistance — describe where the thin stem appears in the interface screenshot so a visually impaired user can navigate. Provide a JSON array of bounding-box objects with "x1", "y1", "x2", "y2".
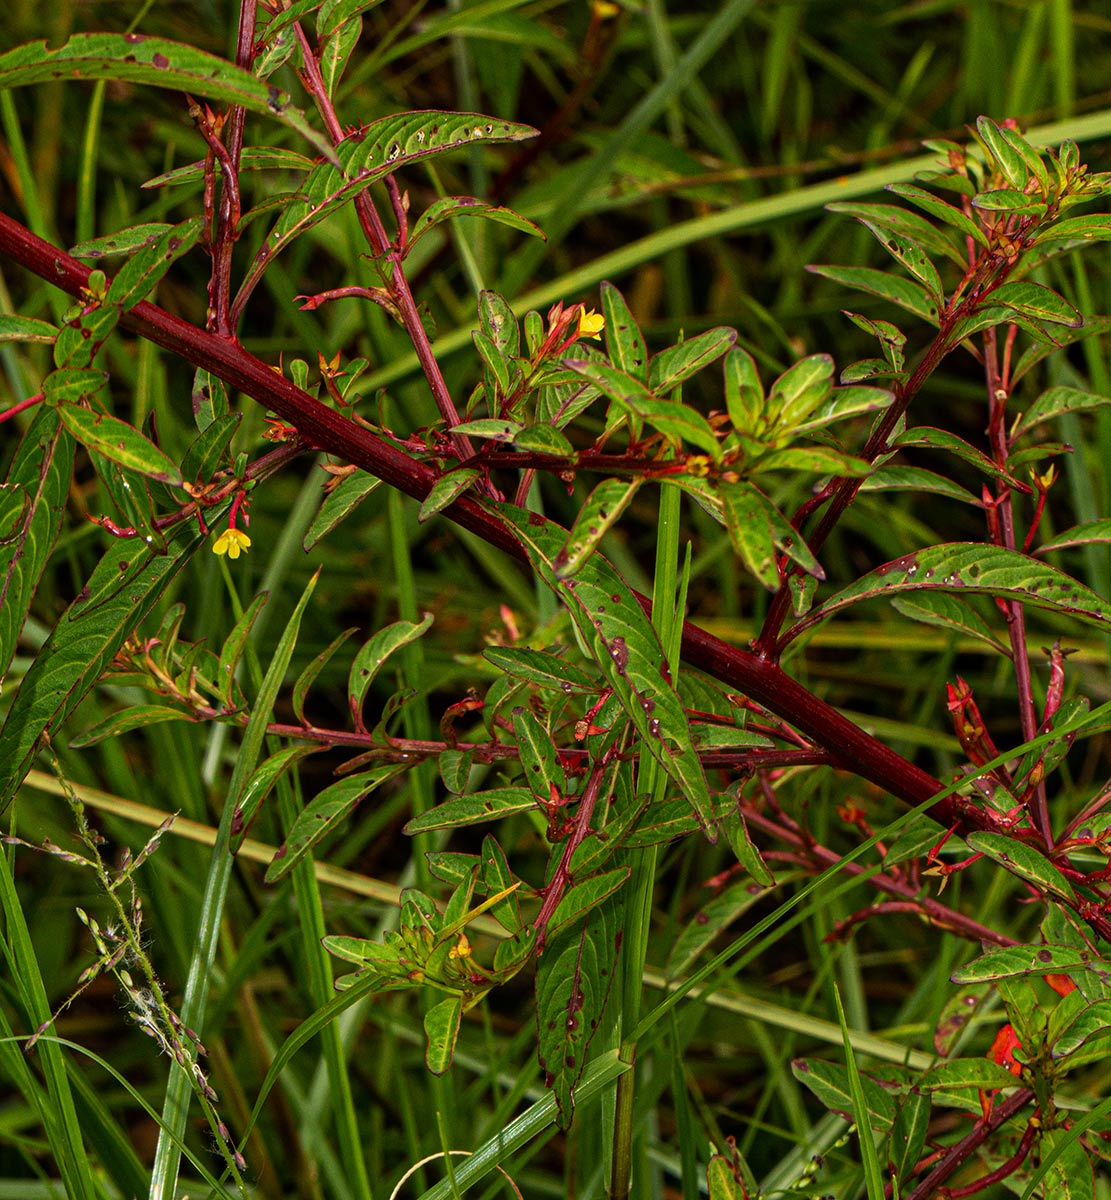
[{"x1": 983, "y1": 326, "x2": 1052, "y2": 844}]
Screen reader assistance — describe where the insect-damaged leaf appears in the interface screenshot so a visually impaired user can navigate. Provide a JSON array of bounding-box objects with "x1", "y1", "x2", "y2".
[
  {"x1": 239, "y1": 111, "x2": 536, "y2": 298},
  {"x1": 57, "y1": 405, "x2": 183, "y2": 488},
  {"x1": 499, "y1": 504, "x2": 715, "y2": 839},
  {"x1": 799, "y1": 543, "x2": 1111, "y2": 634},
  {"x1": 951, "y1": 943, "x2": 1100, "y2": 984},
  {"x1": 966, "y1": 833, "x2": 1076, "y2": 902},
  {"x1": 535, "y1": 890, "x2": 622, "y2": 1128},
  {"x1": 0, "y1": 33, "x2": 330, "y2": 157}
]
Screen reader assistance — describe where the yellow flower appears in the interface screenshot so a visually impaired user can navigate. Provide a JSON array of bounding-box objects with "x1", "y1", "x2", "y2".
[
  {"x1": 212, "y1": 528, "x2": 252, "y2": 560},
  {"x1": 577, "y1": 308, "x2": 605, "y2": 339}
]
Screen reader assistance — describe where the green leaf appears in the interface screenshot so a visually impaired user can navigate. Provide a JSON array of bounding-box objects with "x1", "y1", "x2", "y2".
[
  {"x1": 240, "y1": 111, "x2": 537, "y2": 297},
  {"x1": 535, "y1": 896, "x2": 622, "y2": 1127},
  {"x1": 562, "y1": 359, "x2": 721, "y2": 456},
  {"x1": 791, "y1": 1058, "x2": 896, "y2": 1131},
  {"x1": 214, "y1": 593, "x2": 268, "y2": 712},
  {"x1": 180, "y1": 413, "x2": 240, "y2": 485},
  {"x1": 766, "y1": 354, "x2": 834, "y2": 427},
  {"x1": 826, "y1": 200, "x2": 965, "y2": 265},
  {"x1": 1011, "y1": 386, "x2": 1111, "y2": 440},
  {"x1": 69, "y1": 704, "x2": 195, "y2": 747},
  {"x1": 1051, "y1": 998, "x2": 1111, "y2": 1058},
  {"x1": 545, "y1": 867, "x2": 630, "y2": 941},
  {"x1": 1034, "y1": 214, "x2": 1111, "y2": 244},
  {"x1": 0, "y1": 33, "x2": 329, "y2": 156},
  {"x1": 648, "y1": 327, "x2": 737, "y2": 394},
  {"x1": 893, "y1": 425, "x2": 1025, "y2": 485},
  {"x1": 0, "y1": 521, "x2": 211, "y2": 811},
  {"x1": 231, "y1": 744, "x2": 320, "y2": 849},
  {"x1": 1038, "y1": 520, "x2": 1111, "y2": 554},
  {"x1": 500, "y1": 505, "x2": 714, "y2": 837},
  {"x1": 972, "y1": 188, "x2": 1043, "y2": 213},
  {"x1": 267, "y1": 764, "x2": 406, "y2": 882},
  {"x1": 472, "y1": 329, "x2": 510, "y2": 398},
  {"x1": 404, "y1": 787, "x2": 537, "y2": 834},
  {"x1": 859, "y1": 465, "x2": 980, "y2": 505},
  {"x1": 720, "y1": 482, "x2": 824, "y2": 590},
  {"x1": 512, "y1": 424, "x2": 574, "y2": 456},
  {"x1": 951, "y1": 943, "x2": 1098, "y2": 984},
  {"x1": 801, "y1": 543, "x2": 1111, "y2": 633},
  {"x1": 890, "y1": 593, "x2": 1011, "y2": 656},
  {"x1": 723, "y1": 348, "x2": 764, "y2": 434},
  {"x1": 0, "y1": 409, "x2": 73, "y2": 688},
  {"x1": 889, "y1": 1091, "x2": 931, "y2": 1197},
  {"x1": 57, "y1": 404, "x2": 183, "y2": 487},
  {"x1": 104, "y1": 218, "x2": 202, "y2": 311},
  {"x1": 449, "y1": 417, "x2": 522, "y2": 441},
  {"x1": 755, "y1": 446, "x2": 870, "y2": 476},
  {"x1": 143, "y1": 147, "x2": 314, "y2": 191},
  {"x1": 988, "y1": 281, "x2": 1082, "y2": 328},
  {"x1": 0, "y1": 315, "x2": 57, "y2": 343},
  {"x1": 303, "y1": 471, "x2": 382, "y2": 550},
  {"x1": 483, "y1": 646, "x2": 597, "y2": 694},
  {"x1": 918, "y1": 1058, "x2": 1024, "y2": 1092},
  {"x1": 418, "y1": 468, "x2": 482, "y2": 523},
  {"x1": 966, "y1": 832, "x2": 1076, "y2": 901},
  {"x1": 1039, "y1": 1127, "x2": 1096, "y2": 1200},
  {"x1": 511, "y1": 707, "x2": 566, "y2": 801},
  {"x1": 976, "y1": 117, "x2": 1032, "y2": 191},
  {"x1": 863, "y1": 226, "x2": 945, "y2": 303},
  {"x1": 791, "y1": 384, "x2": 894, "y2": 434},
  {"x1": 481, "y1": 835, "x2": 522, "y2": 933},
  {"x1": 348, "y1": 613, "x2": 434, "y2": 729},
  {"x1": 666, "y1": 880, "x2": 774, "y2": 979},
  {"x1": 409, "y1": 196, "x2": 545, "y2": 249},
  {"x1": 600, "y1": 282, "x2": 648, "y2": 383},
  {"x1": 885, "y1": 182, "x2": 990, "y2": 248},
  {"x1": 478, "y1": 289, "x2": 520, "y2": 358},
  {"x1": 424, "y1": 996, "x2": 463, "y2": 1075},
  {"x1": 555, "y1": 479, "x2": 642, "y2": 579},
  {"x1": 807, "y1": 264, "x2": 940, "y2": 323}
]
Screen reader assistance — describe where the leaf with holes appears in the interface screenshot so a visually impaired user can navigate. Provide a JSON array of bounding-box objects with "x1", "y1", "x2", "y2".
[
  {"x1": 348, "y1": 613, "x2": 434, "y2": 730},
  {"x1": 951, "y1": 943, "x2": 1098, "y2": 984},
  {"x1": 601, "y1": 282, "x2": 647, "y2": 382},
  {"x1": 535, "y1": 892, "x2": 622, "y2": 1128},
  {"x1": 267, "y1": 764, "x2": 407, "y2": 882},
  {"x1": 555, "y1": 479, "x2": 641, "y2": 579},
  {"x1": 0, "y1": 33, "x2": 329, "y2": 156},
  {"x1": 239, "y1": 111, "x2": 536, "y2": 298},
  {"x1": 502, "y1": 505, "x2": 713, "y2": 837},
  {"x1": 409, "y1": 196, "x2": 544, "y2": 251},
  {"x1": 799, "y1": 543, "x2": 1111, "y2": 634}
]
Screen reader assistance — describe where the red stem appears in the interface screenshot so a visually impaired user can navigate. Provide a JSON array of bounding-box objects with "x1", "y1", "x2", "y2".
[{"x1": 0, "y1": 213, "x2": 976, "y2": 829}]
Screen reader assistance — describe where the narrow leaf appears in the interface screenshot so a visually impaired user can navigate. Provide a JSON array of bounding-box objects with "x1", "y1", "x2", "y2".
[
  {"x1": 57, "y1": 404, "x2": 183, "y2": 487},
  {"x1": 885, "y1": 182, "x2": 990, "y2": 247},
  {"x1": 807, "y1": 264, "x2": 940, "y2": 323},
  {"x1": 348, "y1": 613, "x2": 434, "y2": 727},
  {"x1": 404, "y1": 787, "x2": 537, "y2": 834},
  {"x1": 601, "y1": 281, "x2": 647, "y2": 382},
  {"x1": 409, "y1": 196, "x2": 544, "y2": 248},
  {"x1": 1011, "y1": 386, "x2": 1111, "y2": 440},
  {"x1": 424, "y1": 996, "x2": 463, "y2": 1075},
  {"x1": 483, "y1": 646, "x2": 597, "y2": 694},
  {"x1": 555, "y1": 478, "x2": 641, "y2": 578},
  {"x1": 966, "y1": 832, "x2": 1076, "y2": 901},
  {"x1": 419, "y1": 467, "x2": 482, "y2": 523},
  {"x1": 890, "y1": 593, "x2": 1011, "y2": 657},
  {"x1": 303, "y1": 472, "x2": 382, "y2": 550},
  {"x1": 801, "y1": 543, "x2": 1111, "y2": 633},
  {"x1": 988, "y1": 281, "x2": 1082, "y2": 328},
  {"x1": 951, "y1": 944, "x2": 1097, "y2": 984},
  {"x1": 648, "y1": 327, "x2": 737, "y2": 394}
]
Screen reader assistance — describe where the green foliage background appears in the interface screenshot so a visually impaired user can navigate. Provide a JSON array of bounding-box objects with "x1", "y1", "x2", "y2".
[{"x1": 4, "y1": 2, "x2": 1111, "y2": 1198}]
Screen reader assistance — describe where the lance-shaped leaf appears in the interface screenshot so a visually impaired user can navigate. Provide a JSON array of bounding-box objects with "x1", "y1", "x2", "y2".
[
  {"x1": 987, "y1": 281, "x2": 1082, "y2": 329},
  {"x1": 648, "y1": 326, "x2": 737, "y2": 394},
  {"x1": 103, "y1": 217, "x2": 202, "y2": 311},
  {"x1": 764, "y1": 354, "x2": 834, "y2": 429},
  {"x1": 267, "y1": 763, "x2": 407, "y2": 881},
  {"x1": 1012, "y1": 386, "x2": 1111, "y2": 440},
  {"x1": 239, "y1": 111, "x2": 537, "y2": 298},
  {"x1": 535, "y1": 893, "x2": 622, "y2": 1128},
  {"x1": 143, "y1": 147, "x2": 314, "y2": 191},
  {"x1": 404, "y1": 787, "x2": 537, "y2": 834},
  {"x1": 885, "y1": 182, "x2": 990, "y2": 248},
  {"x1": 1034, "y1": 214, "x2": 1111, "y2": 244},
  {"x1": 562, "y1": 359, "x2": 721, "y2": 456},
  {"x1": 419, "y1": 467, "x2": 482, "y2": 524},
  {"x1": 70, "y1": 704, "x2": 198, "y2": 747},
  {"x1": 890, "y1": 593, "x2": 1011, "y2": 657},
  {"x1": 826, "y1": 200, "x2": 965, "y2": 265},
  {"x1": 791, "y1": 1059, "x2": 896, "y2": 1131},
  {"x1": 0, "y1": 33, "x2": 329, "y2": 156},
  {"x1": 0, "y1": 518, "x2": 214, "y2": 811},
  {"x1": 409, "y1": 196, "x2": 544, "y2": 250},
  {"x1": 483, "y1": 646, "x2": 597, "y2": 694},
  {"x1": 555, "y1": 478, "x2": 641, "y2": 579},
  {"x1": 348, "y1": 613, "x2": 434, "y2": 729},
  {"x1": 976, "y1": 116, "x2": 1034, "y2": 191},
  {"x1": 795, "y1": 543, "x2": 1111, "y2": 636},
  {"x1": 863, "y1": 227, "x2": 945, "y2": 304},
  {"x1": 0, "y1": 408, "x2": 74, "y2": 689},
  {"x1": 951, "y1": 943, "x2": 1099, "y2": 984},
  {"x1": 893, "y1": 426, "x2": 1026, "y2": 487},
  {"x1": 0, "y1": 315, "x2": 58, "y2": 343},
  {"x1": 723, "y1": 347, "x2": 764, "y2": 434},
  {"x1": 859, "y1": 465, "x2": 979, "y2": 505},
  {"x1": 424, "y1": 996, "x2": 463, "y2": 1075},
  {"x1": 721, "y1": 482, "x2": 824, "y2": 591},
  {"x1": 601, "y1": 282, "x2": 647, "y2": 382},
  {"x1": 544, "y1": 867, "x2": 630, "y2": 943},
  {"x1": 1038, "y1": 520, "x2": 1111, "y2": 554},
  {"x1": 807, "y1": 264, "x2": 940, "y2": 324},
  {"x1": 511, "y1": 707, "x2": 566, "y2": 801},
  {"x1": 966, "y1": 833, "x2": 1076, "y2": 902},
  {"x1": 57, "y1": 404, "x2": 184, "y2": 488},
  {"x1": 304, "y1": 472, "x2": 382, "y2": 550},
  {"x1": 501, "y1": 504, "x2": 715, "y2": 838},
  {"x1": 231, "y1": 744, "x2": 321, "y2": 848}
]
